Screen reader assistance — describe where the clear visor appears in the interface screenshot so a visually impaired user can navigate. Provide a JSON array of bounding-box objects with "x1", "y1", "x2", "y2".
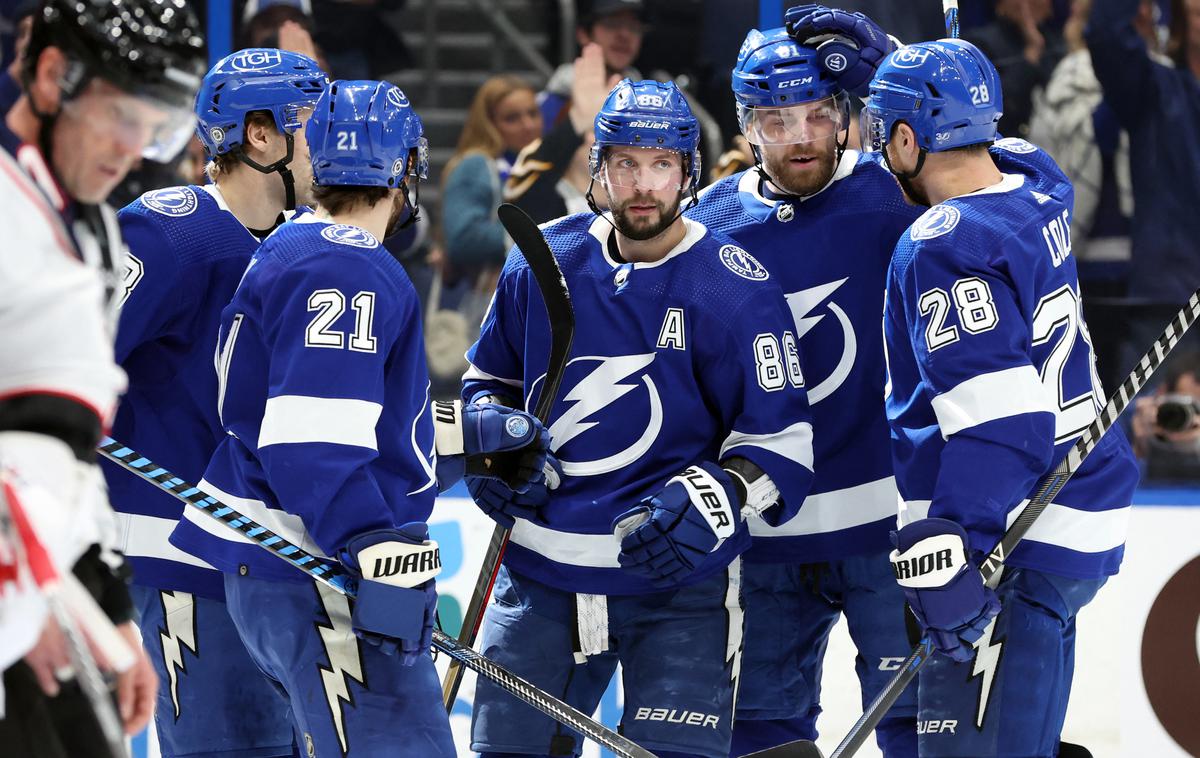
[
  {"x1": 739, "y1": 94, "x2": 849, "y2": 146},
  {"x1": 62, "y1": 84, "x2": 198, "y2": 162},
  {"x1": 594, "y1": 147, "x2": 687, "y2": 192},
  {"x1": 859, "y1": 106, "x2": 888, "y2": 154}
]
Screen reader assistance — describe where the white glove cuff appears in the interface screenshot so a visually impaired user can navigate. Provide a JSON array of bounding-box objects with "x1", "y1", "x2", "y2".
[
  {"x1": 669, "y1": 466, "x2": 737, "y2": 541},
  {"x1": 726, "y1": 468, "x2": 780, "y2": 520},
  {"x1": 357, "y1": 539, "x2": 442, "y2": 588},
  {"x1": 432, "y1": 399, "x2": 465, "y2": 456},
  {"x1": 889, "y1": 533, "x2": 968, "y2": 589}
]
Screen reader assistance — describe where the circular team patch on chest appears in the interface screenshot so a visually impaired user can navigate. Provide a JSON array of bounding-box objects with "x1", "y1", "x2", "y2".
[
  {"x1": 993, "y1": 137, "x2": 1037, "y2": 154},
  {"x1": 719, "y1": 244, "x2": 769, "y2": 281},
  {"x1": 320, "y1": 224, "x2": 379, "y2": 249},
  {"x1": 142, "y1": 187, "x2": 198, "y2": 217},
  {"x1": 910, "y1": 204, "x2": 961, "y2": 241}
]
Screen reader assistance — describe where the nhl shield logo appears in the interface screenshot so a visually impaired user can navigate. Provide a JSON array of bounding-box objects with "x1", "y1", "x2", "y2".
[
  {"x1": 142, "y1": 187, "x2": 199, "y2": 217},
  {"x1": 776, "y1": 203, "x2": 795, "y2": 223},
  {"x1": 719, "y1": 245, "x2": 769, "y2": 281}
]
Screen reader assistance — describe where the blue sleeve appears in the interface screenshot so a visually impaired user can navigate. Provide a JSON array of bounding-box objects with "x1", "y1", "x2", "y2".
[
  {"x1": 701, "y1": 286, "x2": 814, "y2": 526},
  {"x1": 253, "y1": 254, "x2": 417, "y2": 554},
  {"x1": 462, "y1": 254, "x2": 529, "y2": 406},
  {"x1": 1086, "y1": 0, "x2": 1158, "y2": 128},
  {"x1": 114, "y1": 209, "x2": 186, "y2": 364},
  {"x1": 442, "y1": 154, "x2": 508, "y2": 268},
  {"x1": 902, "y1": 238, "x2": 1055, "y2": 546}
]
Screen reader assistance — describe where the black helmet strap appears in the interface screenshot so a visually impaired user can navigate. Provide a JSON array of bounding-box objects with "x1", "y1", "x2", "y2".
[{"x1": 236, "y1": 131, "x2": 298, "y2": 211}]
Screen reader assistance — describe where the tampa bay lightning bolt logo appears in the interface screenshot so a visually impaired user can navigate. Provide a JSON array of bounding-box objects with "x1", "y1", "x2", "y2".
[
  {"x1": 505, "y1": 415, "x2": 530, "y2": 439},
  {"x1": 320, "y1": 224, "x2": 378, "y2": 249},
  {"x1": 890, "y1": 46, "x2": 932, "y2": 69},
  {"x1": 910, "y1": 204, "x2": 961, "y2": 241},
  {"x1": 142, "y1": 187, "x2": 198, "y2": 217},
  {"x1": 719, "y1": 245, "x2": 769, "y2": 281},
  {"x1": 535, "y1": 354, "x2": 663, "y2": 477},
  {"x1": 787, "y1": 277, "x2": 856, "y2": 404},
  {"x1": 993, "y1": 137, "x2": 1038, "y2": 154}
]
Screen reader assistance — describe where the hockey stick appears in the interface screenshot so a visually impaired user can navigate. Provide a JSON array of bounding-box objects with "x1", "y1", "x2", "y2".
[
  {"x1": 442, "y1": 202, "x2": 575, "y2": 711},
  {"x1": 745, "y1": 290, "x2": 1200, "y2": 758},
  {"x1": 943, "y1": 0, "x2": 960, "y2": 38},
  {"x1": 98, "y1": 438, "x2": 654, "y2": 758}
]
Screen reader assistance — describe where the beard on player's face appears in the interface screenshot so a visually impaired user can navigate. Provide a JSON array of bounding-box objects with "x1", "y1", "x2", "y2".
[
  {"x1": 384, "y1": 188, "x2": 413, "y2": 238},
  {"x1": 609, "y1": 188, "x2": 683, "y2": 241},
  {"x1": 760, "y1": 134, "x2": 838, "y2": 197}
]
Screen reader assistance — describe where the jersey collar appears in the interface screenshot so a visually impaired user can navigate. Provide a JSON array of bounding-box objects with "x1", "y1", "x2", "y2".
[
  {"x1": 586, "y1": 213, "x2": 708, "y2": 270},
  {"x1": 954, "y1": 172, "x2": 1025, "y2": 199},
  {"x1": 736, "y1": 148, "x2": 861, "y2": 222}
]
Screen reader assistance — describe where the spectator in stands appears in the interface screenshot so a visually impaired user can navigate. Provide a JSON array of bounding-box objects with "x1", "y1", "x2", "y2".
[
  {"x1": 1088, "y1": 0, "x2": 1200, "y2": 382},
  {"x1": 966, "y1": 0, "x2": 1066, "y2": 137},
  {"x1": 0, "y1": 0, "x2": 34, "y2": 115},
  {"x1": 508, "y1": 43, "x2": 619, "y2": 223},
  {"x1": 1028, "y1": 0, "x2": 1163, "y2": 392},
  {"x1": 241, "y1": 0, "x2": 329, "y2": 70},
  {"x1": 429, "y1": 75, "x2": 543, "y2": 385},
  {"x1": 310, "y1": 0, "x2": 410, "y2": 79},
  {"x1": 540, "y1": 0, "x2": 644, "y2": 132},
  {"x1": 1132, "y1": 352, "x2": 1200, "y2": 481}
]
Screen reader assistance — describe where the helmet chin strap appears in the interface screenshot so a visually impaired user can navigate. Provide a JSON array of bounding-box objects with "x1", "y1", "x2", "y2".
[
  {"x1": 881, "y1": 143, "x2": 930, "y2": 206},
  {"x1": 237, "y1": 132, "x2": 299, "y2": 211}
]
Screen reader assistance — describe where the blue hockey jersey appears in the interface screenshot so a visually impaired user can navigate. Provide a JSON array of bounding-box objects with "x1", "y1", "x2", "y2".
[
  {"x1": 103, "y1": 185, "x2": 264, "y2": 599},
  {"x1": 687, "y1": 150, "x2": 921, "y2": 562},
  {"x1": 169, "y1": 215, "x2": 437, "y2": 582},
  {"x1": 463, "y1": 213, "x2": 814, "y2": 596},
  {"x1": 884, "y1": 138, "x2": 1139, "y2": 579}
]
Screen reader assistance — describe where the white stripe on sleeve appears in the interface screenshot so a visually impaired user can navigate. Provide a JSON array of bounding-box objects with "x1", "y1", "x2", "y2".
[
  {"x1": 720, "y1": 420, "x2": 815, "y2": 470},
  {"x1": 931, "y1": 365, "x2": 1053, "y2": 438},
  {"x1": 258, "y1": 395, "x2": 382, "y2": 449}
]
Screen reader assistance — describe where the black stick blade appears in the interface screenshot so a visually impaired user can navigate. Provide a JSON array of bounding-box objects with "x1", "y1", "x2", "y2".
[{"x1": 740, "y1": 740, "x2": 827, "y2": 758}]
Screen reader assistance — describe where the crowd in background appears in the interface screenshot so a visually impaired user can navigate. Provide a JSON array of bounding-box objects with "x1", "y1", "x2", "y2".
[{"x1": 0, "y1": 0, "x2": 1197, "y2": 479}]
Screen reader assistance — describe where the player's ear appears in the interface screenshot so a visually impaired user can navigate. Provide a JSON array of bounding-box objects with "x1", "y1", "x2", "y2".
[
  {"x1": 29, "y1": 45, "x2": 67, "y2": 115},
  {"x1": 242, "y1": 116, "x2": 276, "y2": 160}
]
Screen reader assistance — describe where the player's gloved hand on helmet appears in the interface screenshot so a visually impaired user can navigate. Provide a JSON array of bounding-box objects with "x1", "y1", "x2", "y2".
[
  {"x1": 784, "y1": 4, "x2": 897, "y2": 97},
  {"x1": 889, "y1": 518, "x2": 1001, "y2": 662},
  {"x1": 467, "y1": 456, "x2": 562, "y2": 529},
  {"x1": 612, "y1": 461, "x2": 742, "y2": 587},
  {"x1": 432, "y1": 399, "x2": 552, "y2": 493},
  {"x1": 336, "y1": 523, "x2": 440, "y2": 665}
]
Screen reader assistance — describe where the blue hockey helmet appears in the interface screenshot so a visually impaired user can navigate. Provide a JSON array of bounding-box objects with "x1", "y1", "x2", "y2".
[
  {"x1": 195, "y1": 49, "x2": 327, "y2": 157},
  {"x1": 589, "y1": 79, "x2": 702, "y2": 190},
  {"x1": 862, "y1": 39, "x2": 1003, "y2": 155},
  {"x1": 306, "y1": 80, "x2": 429, "y2": 188},
  {"x1": 731, "y1": 27, "x2": 850, "y2": 149}
]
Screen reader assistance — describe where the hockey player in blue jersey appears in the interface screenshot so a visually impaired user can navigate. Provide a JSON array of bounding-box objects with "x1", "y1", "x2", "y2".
[
  {"x1": 685, "y1": 10, "x2": 921, "y2": 756},
  {"x1": 866, "y1": 39, "x2": 1140, "y2": 757},
  {"x1": 164, "y1": 79, "x2": 552, "y2": 757},
  {"x1": 463, "y1": 78, "x2": 814, "y2": 758},
  {"x1": 103, "y1": 48, "x2": 328, "y2": 757}
]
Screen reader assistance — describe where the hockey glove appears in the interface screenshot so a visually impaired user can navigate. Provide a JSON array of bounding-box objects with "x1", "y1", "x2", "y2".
[
  {"x1": 613, "y1": 462, "x2": 742, "y2": 587},
  {"x1": 889, "y1": 518, "x2": 1001, "y2": 662},
  {"x1": 784, "y1": 4, "x2": 897, "y2": 97},
  {"x1": 467, "y1": 455, "x2": 561, "y2": 529},
  {"x1": 432, "y1": 400, "x2": 551, "y2": 493},
  {"x1": 336, "y1": 523, "x2": 440, "y2": 665}
]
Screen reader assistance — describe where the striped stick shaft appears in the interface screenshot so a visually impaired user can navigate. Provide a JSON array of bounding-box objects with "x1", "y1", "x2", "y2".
[
  {"x1": 98, "y1": 437, "x2": 352, "y2": 592},
  {"x1": 99, "y1": 437, "x2": 656, "y2": 758},
  {"x1": 943, "y1": 0, "x2": 960, "y2": 38},
  {"x1": 982, "y1": 287, "x2": 1200, "y2": 579}
]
